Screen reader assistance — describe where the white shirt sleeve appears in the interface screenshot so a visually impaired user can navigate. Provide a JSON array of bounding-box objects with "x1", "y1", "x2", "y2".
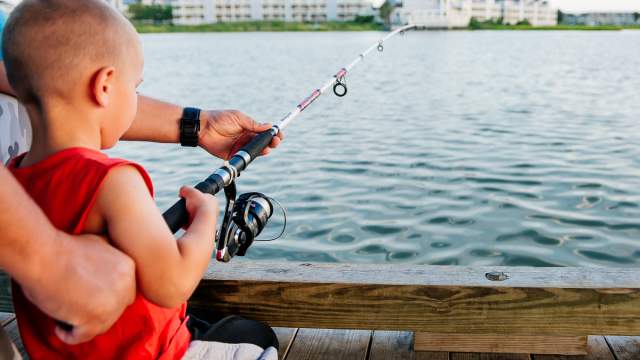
[{"x1": 0, "y1": 94, "x2": 31, "y2": 166}]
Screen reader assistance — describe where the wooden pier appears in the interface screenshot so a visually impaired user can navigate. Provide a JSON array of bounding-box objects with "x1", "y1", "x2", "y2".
[
  {"x1": 4, "y1": 314, "x2": 640, "y2": 359},
  {"x1": 4, "y1": 261, "x2": 640, "y2": 359}
]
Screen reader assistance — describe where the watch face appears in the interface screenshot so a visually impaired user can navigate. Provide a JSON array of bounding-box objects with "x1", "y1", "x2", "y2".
[
  {"x1": 183, "y1": 107, "x2": 201, "y2": 122},
  {"x1": 181, "y1": 108, "x2": 201, "y2": 147}
]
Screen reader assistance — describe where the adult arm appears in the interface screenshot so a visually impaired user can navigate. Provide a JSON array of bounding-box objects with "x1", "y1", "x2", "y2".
[
  {"x1": 123, "y1": 96, "x2": 283, "y2": 159},
  {"x1": 0, "y1": 166, "x2": 136, "y2": 345},
  {"x1": 0, "y1": 63, "x2": 283, "y2": 159}
]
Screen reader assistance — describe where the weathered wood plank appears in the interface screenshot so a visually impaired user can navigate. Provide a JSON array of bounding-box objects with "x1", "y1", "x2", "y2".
[
  {"x1": 284, "y1": 329, "x2": 371, "y2": 360},
  {"x1": 368, "y1": 331, "x2": 448, "y2": 360},
  {"x1": 415, "y1": 333, "x2": 587, "y2": 355},
  {"x1": 451, "y1": 354, "x2": 479, "y2": 360},
  {"x1": 480, "y1": 355, "x2": 530, "y2": 360},
  {"x1": 4, "y1": 319, "x2": 27, "y2": 359},
  {"x1": 0, "y1": 312, "x2": 15, "y2": 327},
  {"x1": 188, "y1": 262, "x2": 640, "y2": 336},
  {"x1": 196, "y1": 262, "x2": 640, "y2": 288},
  {"x1": 533, "y1": 336, "x2": 615, "y2": 360},
  {"x1": 447, "y1": 351, "x2": 536, "y2": 359},
  {"x1": 604, "y1": 336, "x2": 640, "y2": 360},
  {"x1": 273, "y1": 327, "x2": 297, "y2": 360},
  {"x1": 0, "y1": 272, "x2": 12, "y2": 313}
]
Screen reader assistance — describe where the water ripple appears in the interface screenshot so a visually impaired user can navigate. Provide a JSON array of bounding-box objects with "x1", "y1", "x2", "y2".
[{"x1": 108, "y1": 31, "x2": 640, "y2": 267}]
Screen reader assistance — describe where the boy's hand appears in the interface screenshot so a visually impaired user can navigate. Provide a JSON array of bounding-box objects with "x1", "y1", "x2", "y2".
[
  {"x1": 199, "y1": 110, "x2": 284, "y2": 160},
  {"x1": 180, "y1": 186, "x2": 219, "y2": 226}
]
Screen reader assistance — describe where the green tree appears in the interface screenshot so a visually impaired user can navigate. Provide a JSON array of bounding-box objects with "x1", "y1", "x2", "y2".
[
  {"x1": 557, "y1": 10, "x2": 564, "y2": 24},
  {"x1": 378, "y1": 0, "x2": 396, "y2": 27},
  {"x1": 128, "y1": 4, "x2": 172, "y2": 22},
  {"x1": 469, "y1": 17, "x2": 482, "y2": 29},
  {"x1": 634, "y1": 12, "x2": 640, "y2": 22},
  {"x1": 354, "y1": 15, "x2": 375, "y2": 24}
]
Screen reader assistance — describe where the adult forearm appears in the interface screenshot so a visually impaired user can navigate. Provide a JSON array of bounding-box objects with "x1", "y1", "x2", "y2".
[
  {"x1": 0, "y1": 166, "x2": 57, "y2": 285},
  {"x1": 122, "y1": 95, "x2": 183, "y2": 143},
  {"x1": 0, "y1": 167, "x2": 136, "y2": 344}
]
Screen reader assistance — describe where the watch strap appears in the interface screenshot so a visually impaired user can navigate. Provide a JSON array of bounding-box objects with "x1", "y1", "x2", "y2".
[{"x1": 180, "y1": 107, "x2": 201, "y2": 147}]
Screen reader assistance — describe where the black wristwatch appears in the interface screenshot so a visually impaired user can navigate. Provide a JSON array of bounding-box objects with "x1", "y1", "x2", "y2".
[{"x1": 180, "y1": 107, "x2": 201, "y2": 147}]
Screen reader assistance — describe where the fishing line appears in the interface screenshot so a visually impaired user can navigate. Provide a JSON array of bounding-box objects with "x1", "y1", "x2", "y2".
[
  {"x1": 255, "y1": 197, "x2": 287, "y2": 242},
  {"x1": 163, "y1": 24, "x2": 419, "y2": 262}
]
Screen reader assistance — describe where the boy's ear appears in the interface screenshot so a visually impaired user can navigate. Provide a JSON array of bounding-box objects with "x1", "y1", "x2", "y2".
[{"x1": 91, "y1": 66, "x2": 116, "y2": 107}]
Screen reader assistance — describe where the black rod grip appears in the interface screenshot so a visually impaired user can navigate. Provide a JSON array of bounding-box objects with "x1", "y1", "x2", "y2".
[
  {"x1": 163, "y1": 177, "x2": 223, "y2": 234},
  {"x1": 163, "y1": 198, "x2": 189, "y2": 234},
  {"x1": 240, "y1": 130, "x2": 275, "y2": 163}
]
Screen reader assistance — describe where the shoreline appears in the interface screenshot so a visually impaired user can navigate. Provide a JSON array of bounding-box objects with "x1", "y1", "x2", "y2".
[
  {"x1": 133, "y1": 21, "x2": 384, "y2": 33},
  {"x1": 469, "y1": 24, "x2": 640, "y2": 31},
  {"x1": 133, "y1": 21, "x2": 640, "y2": 33}
]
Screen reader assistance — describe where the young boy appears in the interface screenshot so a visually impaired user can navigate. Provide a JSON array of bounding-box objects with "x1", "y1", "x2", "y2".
[{"x1": 3, "y1": 1, "x2": 277, "y2": 359}]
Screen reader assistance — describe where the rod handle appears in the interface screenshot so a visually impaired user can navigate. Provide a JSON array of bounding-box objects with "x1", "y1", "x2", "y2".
[
  {"x1": 240, "y1": 130, "x2": 275, "y2": 164},
  {"x1": 163, "y1": 199, "x2": 188, "y2": 234},
  {"x1": 163, "y1": 178, "x2": 223, "y2": 234}
]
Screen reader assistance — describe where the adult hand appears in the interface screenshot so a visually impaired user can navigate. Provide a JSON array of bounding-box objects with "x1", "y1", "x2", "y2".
[
  {"x1": 199, "y1": 110, "x2": 284, "y2": 160},
  {"x1": 21, "y1": 232, "x2": 136, "y2": 345}
]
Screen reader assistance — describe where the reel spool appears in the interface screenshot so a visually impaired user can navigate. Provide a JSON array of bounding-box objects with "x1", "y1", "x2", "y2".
[{"x1": 215, "y1": 182, "x2": 283, "y2": 262}]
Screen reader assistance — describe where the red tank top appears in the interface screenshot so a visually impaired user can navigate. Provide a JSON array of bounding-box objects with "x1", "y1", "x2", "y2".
[{"x1": 8, "y1": 147, "x2": 191, "y2": 360}]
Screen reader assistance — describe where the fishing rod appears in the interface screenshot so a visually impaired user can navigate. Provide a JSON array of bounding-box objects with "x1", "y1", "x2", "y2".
[{"x1": 162, "y1": 24, "x2": 419, "y2": 262}]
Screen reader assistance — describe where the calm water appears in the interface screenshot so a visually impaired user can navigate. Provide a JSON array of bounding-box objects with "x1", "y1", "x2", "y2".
[{"x1": 109, "y1": 30, "x2": 640, "y2": 267}]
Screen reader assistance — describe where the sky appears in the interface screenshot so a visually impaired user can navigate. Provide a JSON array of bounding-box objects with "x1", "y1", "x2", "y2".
[{"x1": 548, "y1": 0, "x2": 640, "y2": 12}]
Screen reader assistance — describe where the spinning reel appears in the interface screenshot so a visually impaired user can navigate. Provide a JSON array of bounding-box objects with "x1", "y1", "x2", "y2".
[{"x1": 215, "y1": 181, "x2": 285, "y2": 262}]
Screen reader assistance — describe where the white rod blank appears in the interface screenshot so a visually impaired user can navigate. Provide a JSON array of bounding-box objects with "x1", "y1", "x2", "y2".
[{"x1": 277, "y1": 24, "x2": 417, "y2": 131}]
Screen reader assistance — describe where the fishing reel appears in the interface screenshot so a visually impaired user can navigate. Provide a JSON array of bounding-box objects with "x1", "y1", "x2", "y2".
[{"x1": 215, "y1": 180, "x2": 285, "y2": 262}]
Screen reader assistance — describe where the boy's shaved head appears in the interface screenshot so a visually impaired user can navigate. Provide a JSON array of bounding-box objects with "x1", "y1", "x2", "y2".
[{"x1": 3, "y1": 0, "x2": 139, "y2": 106}]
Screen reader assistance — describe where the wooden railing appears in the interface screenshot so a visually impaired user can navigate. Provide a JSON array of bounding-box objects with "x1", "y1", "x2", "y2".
[
  {"x1": 188, "y1": 261, "x2": 640, "y2": 336},
  {"x1": 3, "y1": 261, "x2": 640, "y2": 354}
]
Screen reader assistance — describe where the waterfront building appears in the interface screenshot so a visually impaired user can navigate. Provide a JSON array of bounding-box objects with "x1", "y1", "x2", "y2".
[
  {"x1": 106, "y1": 0, "x2": 127, "y2": 12},
  {"x1": 392, "y1": 0, "x2": 557, "y2": 29},
  {"x1": 170, "y1": 0, "x2": 373, "y2": 24},
  {"x1": 171, "y1": 0, "x2": 215, "y2": 24},
  {"x1": 142, "y1": 0, "x2": 174, "y2": 4},
  {"x1": 562, "y1": 12, "x2": 640, "y2": 27},
  {"x1": 393, "y1": 0, "x2": 470, "y2": 28}
]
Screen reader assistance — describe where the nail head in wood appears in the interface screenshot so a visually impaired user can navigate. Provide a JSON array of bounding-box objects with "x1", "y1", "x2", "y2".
[{"x1": 486, "y1": 271, "x2": 510, "y2": 282}]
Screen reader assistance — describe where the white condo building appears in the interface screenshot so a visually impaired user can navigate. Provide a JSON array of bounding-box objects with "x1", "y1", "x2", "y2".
[
  {"x1": 106, "y1": 0, "x2": 126, "y2": 12},
  {"x1": 171, "y1": 0, "x2": 215, "y2": 24},
  {"x1": 171, "y1": 0, "x2": 373, "y2": 24},
  {"x1": 393, "y1": 0, "x2": 557, "y2": 28}
]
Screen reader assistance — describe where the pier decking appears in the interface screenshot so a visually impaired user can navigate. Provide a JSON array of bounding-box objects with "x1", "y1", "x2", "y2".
[
  {"x1": 3, "y1": 314, "x2": 640, "y2": 359},
  {"x1": 4, "y1": 261, "x2": 640, "y2": 359}
]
